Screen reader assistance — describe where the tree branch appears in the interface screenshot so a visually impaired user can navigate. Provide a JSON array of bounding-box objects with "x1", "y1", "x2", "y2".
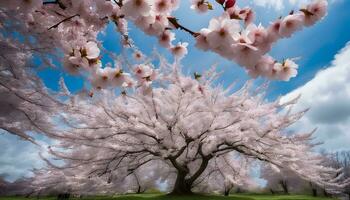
[
  {"x1": 48, "y1": 14, "x2": 79, "y2": 30},
  {"x1": 168, "y1": 17, "x2": 199, "y2": 37}
]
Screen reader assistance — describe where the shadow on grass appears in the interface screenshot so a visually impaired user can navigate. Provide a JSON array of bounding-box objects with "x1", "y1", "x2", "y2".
[{"x1": 80, "y1": 194, "x2": 254, "y2": 200}]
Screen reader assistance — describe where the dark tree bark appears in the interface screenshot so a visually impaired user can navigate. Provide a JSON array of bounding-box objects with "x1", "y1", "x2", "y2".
[
  {"x1": 279, "y1": 180, "x2": 289, "y2": 194},
  {"x1": 170, "y1": 171, "x2": 193, "y2": 195},
  {"x1": 309, "y1": 182, "x2": 317, "y2": 197},
  {"x1": 57, "y1": 193, "x2": 70, "y2": 200},
  {"x1": 270, "y1": 189, "x2": 275, "y2": 194},
  {"x1": 224, "y1": 190, "x2": 230, "y2": 197},
  {"x1": 168, "y1": 147, "x2": 211, "y2": 195},
  {"x1": 137, "y1": 186, "x2": 142, "y2": 194}
]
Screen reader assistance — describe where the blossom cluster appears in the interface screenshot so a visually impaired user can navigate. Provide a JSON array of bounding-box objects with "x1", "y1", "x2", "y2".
[
  {"x1": 0, "y1": 0, "x2": 328, "y2": 94},
  {"x1": 194, "y1": 0, "x2": 328, "y2": 81}
]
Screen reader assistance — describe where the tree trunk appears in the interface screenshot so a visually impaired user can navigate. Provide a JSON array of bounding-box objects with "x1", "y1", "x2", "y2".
[
  {"x1": 169, "y1": 172, "x2": 193, "y2": 195},
  {"x1": 323, "y1": 189, "x2": 329, "y2": 197},
  {"x1": 270, "y1": 189, "x2": 275, "y2": 194},
  {"x1": 312, "y1": 188, "x2": 317, "y2": 197},
  {"x1": 136, "y1": 186, "x2": 142, "y2": 194},
  {"x1": 224, "y1": 190, "x2": 230, "y2": 196},
  {"x1": 280, "y1": 180, "x2": 289, "y2": 195}
]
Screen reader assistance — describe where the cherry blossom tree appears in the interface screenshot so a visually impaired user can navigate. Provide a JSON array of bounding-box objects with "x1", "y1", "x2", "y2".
[
  {"x1": 1, "y1": 0, "x2": 349, "y2": 197},
  {"x1": 326, "y1": 151, "x2": 350, "y2": 198},
  {"x1": 22, "y1": 59, "x2": 347, "y2": 195},
  {"x1": 260, "y1": 163, "x2": 307, "y2": 194}
]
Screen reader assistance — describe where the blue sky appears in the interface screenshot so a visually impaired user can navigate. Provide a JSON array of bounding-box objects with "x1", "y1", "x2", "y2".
[{"x1": 1, "y1": 0, "x2": 350, "y2": 182}]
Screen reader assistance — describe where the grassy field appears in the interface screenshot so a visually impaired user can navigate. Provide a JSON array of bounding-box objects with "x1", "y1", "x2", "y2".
[{"x1": 0, "y1": 194, "x2": 336, "y2": 200}]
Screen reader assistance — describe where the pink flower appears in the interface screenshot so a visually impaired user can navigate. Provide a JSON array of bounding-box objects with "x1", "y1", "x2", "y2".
[
  {"x1": 206, "y1": 14, "x2": 240, "y2": 49},
  {"x1": 231, "y1": 31, "x2": 261, "y2": 67},
  {"x1": 253, "y1": 55, "x2": 275, "y2": 78},
  {"x1": 238, "y1": 7, "x2": 255, "y2": 26},
  {"x1": 302, "y1": 0, "x2": 328, "y2": 26},
  {"x1": 171, "y1": 42, "x2": 188, "y2": 58},
  {"x1": 84, "y1": 41, "x2": 100, "y2": 60},
  {"x1": 63, "y1": 56, "x2": 80, "y2": 75},
  {"x1": 139, "y1": 14, "x2": 168, "y2": 36},
  {"x1": 190, "y1": 0, "x2": 209, "y2": 13},
  {"x1": 158, "y1": 30, "x2": 175, "y2": 48},
  {"x1": 154, "y1": 0, "x2": 173, "y2": 14},
  {"x1": 68, "y1": 49, "x2": 90, "y2": 69},
  {"x1": 276, "y1": 59, "x2": 298, "y2": 81},
  {"x1": 67, "y1": 41, "x2": 100, "y2": 70},
  {"x1": 247, "y1": 24, "x2": 271, "y2": 53},
  {"x1": 195, "y1": 29, "x2": 211, "y2": 51},
  {"x1": 90, "y1": 67, "x2": 115, "y2": 89},
  {"x1": 111, "y1": 68, "x2": 133, "y2": 87},
  {"x1": 121, "y1": 0, "x2": 151, "y2": 19},
  {"x1": 133, "y1": 50, "x2": 144, "y2": 61},
  {"x1": 267, "y1": 19, "x2": 282, "y2": 43},
  {"x1": 279, "y1": 13, "x2": 304, "y2": 38},
  {"x1": 232, "y1": 30, "x2": 258, "y2": 52},
  {"x1": 134, "y1": 64, "x2": 154, "y2": 80}
]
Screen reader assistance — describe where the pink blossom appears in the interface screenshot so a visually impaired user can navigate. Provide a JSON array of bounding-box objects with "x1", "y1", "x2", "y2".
[
  {"x1": 279, "y1": 13, "x2": 304, "y2": 38},
  {"x1": 139, "y1": 14, "x2": 168, "y2": 36},
  {"x1": 239, "y1": 7, "x2": 255, "y2": 26},
  {"x1": 206, "y1": 14, "x2": 240, "y2": 49},
  {"x1": 91, "y1": 67, "x2": 115, "y2": 89},
  {"x1": 134, "y1": 64, "x2": 155, "y2": 80},
  {"x1": 63, "y1": 56, "x2": 80, "y2": 75},
  {"x1": 68, "y1": 49, "x2": 90, "y2": 69},
  {"x1": 121, "y1": 0, "x2": 152, "y2": 19},
  {"x1": 154, "y1": 0, "x2": 173, "y2": 14},
  {"x1": 276, "y1": 59, "x2": 298, "y2": 81},
  {"x1": 247, "y1": 24, "x2": 271, "y2": 53},
  {"x1": 133, "y1": 50, "x2": 145, "y2": 61},
  {"x1": 303, "y1": 0, "x2": 328, "y2": 26},
  {"x1": 158, "y1": 30, "x2": 175, "y2": 48},
  {"x1": 111, "y1": 68, "x2": 133, "y2": 87},
  {"x1": 195, "y1": 29, "x2": 211, "y2": 51},
  {"x1": 84, "y1": 41, "x2": 100, "y2": 60},
  {"x1": 253, "y1": 55, "x2": 275, "y2": 78},
  {"x1": 190, "y1": 0, "x2": 209, "y2": 13},
  {"x1": 267, "y1": 19, "x2": 282, "y2": 43},
  {"x1": 232, "y1": 30, "x2": 257, "y2": 51},
  {"x1": 170, "y1": 42, "x2": 188, "y2": 58}
]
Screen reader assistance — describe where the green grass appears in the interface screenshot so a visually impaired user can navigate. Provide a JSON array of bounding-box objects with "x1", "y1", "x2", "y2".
[{"x1": 0, "y1": 194, "x2": 336, "y2": 200}]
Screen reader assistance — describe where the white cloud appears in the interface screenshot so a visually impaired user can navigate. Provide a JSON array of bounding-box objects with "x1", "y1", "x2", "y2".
[
  {"x1": 0, "y1": 133, "x2": 44, "y2": 182},
  {"x1": 281, "y1": 41, "x2": 350, "y2": 151},
  {"x1": 252, "y1": 0, "x2": 341, "y2": 11},
  {"x1": 252, "y1": 0, "x2": 309, "y2": 10}
]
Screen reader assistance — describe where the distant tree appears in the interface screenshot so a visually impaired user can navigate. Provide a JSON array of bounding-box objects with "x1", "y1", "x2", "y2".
[
  {"x1": 0, "y1": 176, "x2": 34, "y2": 197},
  {"x1": 260, "y1": 164, "x2": 305, "y2": 195},
  {"x1": 327, "y1": 151, "x2": 350, "y2": 198}
]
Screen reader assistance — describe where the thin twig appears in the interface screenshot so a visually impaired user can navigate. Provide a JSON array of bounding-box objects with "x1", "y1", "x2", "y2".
[
  {"x1": 168, "y1": 17, "x2": 199, "y2": 37},
  {"x1": 48, "y1": 14, "x2": 79, "y2": 30}
]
